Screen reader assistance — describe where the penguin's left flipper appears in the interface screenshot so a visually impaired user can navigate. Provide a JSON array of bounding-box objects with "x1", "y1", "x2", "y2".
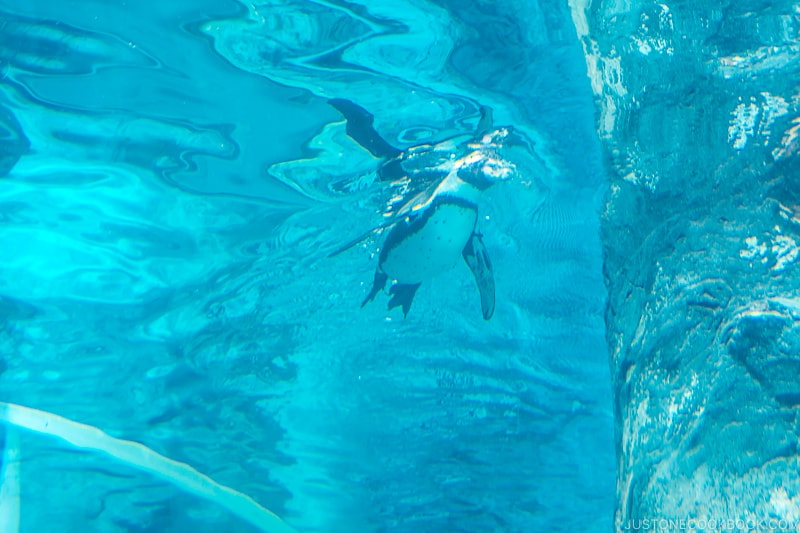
[
  {"x1": 328, "y1": 221, "x2": 397, "y2": 258},
  {"x1": 388, "y1": 283, "x2": 421, "y2": 318},
  {"x1": 462, "y1": 233, "x2": 495, "y2": 320}
]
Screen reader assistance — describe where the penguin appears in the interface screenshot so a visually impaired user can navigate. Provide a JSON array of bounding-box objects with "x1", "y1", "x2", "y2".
[{"x1": 328, "y1": 99, "x2": 514, "y2": 320}]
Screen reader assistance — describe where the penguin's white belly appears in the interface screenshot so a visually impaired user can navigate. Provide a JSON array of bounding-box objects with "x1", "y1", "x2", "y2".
[{"x1": 381, "y1": 203, "x2": 477, "y2": 284}]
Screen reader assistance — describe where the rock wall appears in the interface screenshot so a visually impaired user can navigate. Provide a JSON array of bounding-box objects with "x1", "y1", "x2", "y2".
[{"x1": 571, "y1": 0, "x2": 800, "y2": 528}]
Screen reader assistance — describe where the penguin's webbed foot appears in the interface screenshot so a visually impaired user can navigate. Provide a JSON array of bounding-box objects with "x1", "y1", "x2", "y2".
[
  {"x1": 361, "y1": 270, "x2": 388, "y2": 308},
  {"x1": 387, "y1": 283, "x2": 421, "y2": 318}
]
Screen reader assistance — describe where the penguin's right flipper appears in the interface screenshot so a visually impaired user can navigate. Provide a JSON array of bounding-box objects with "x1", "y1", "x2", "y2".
[
  {"x1": 361, "y1": 270, "x2": 388, "y2": 308},
  {"x1": 387, "y1": 283, "x2": 421, "y2": 318},
  {"x1": 462, "y1": 233, "x2": 495, "y2": 320},
  {"x1": 328, "y1": 98, "x2": 402, "y2": 159}
]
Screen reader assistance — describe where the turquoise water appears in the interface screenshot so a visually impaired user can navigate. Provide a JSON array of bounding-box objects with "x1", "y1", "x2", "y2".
[{"x1": 0, "y1": 1, "x2": 613, "y2": 532}]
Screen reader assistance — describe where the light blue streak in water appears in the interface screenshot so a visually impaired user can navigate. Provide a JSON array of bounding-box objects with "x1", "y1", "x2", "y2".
[{"x1": 0, "y1": 1, "x2": 613, "y2": 531}]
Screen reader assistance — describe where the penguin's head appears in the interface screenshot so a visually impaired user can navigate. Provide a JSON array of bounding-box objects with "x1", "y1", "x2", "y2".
[{"x1": 456, "y1": 130, "x2": 516, "y2": 189}]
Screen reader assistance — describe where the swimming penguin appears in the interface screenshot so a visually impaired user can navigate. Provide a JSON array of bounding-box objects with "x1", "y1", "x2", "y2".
[{"x1": 329, "y1": 99, "x2": 515, "y2": 320}]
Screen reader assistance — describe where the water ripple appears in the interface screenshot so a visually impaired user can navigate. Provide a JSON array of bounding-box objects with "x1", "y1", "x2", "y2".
[{"x1": 0, "y1": 9, "x2": 158, "y2": 76}]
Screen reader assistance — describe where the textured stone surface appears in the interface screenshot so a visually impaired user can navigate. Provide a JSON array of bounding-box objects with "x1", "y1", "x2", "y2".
[{"x1": 571, "y1": 0, "x2": 800, "y2": 528}]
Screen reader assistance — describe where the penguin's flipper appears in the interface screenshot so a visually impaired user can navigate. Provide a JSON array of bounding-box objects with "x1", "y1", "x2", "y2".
[
  {"x1": 328, "y1": 98, "x2": 402, "y2": 159},
  {"x1": 328, "y1": 221, "x2": 397, "y2": 258},
  {"x1": 362, "y1": 270, "x2": 388, "y2": 307},
  {"x1": 477, "y1": 105, "x2": 494, "y2": 135},
  {"x1": 462, "y1": 233, "x2": 495, "y2": 320},
  {"x1": 387, "y1": 283, "x2": 421, "y2": 318}
]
